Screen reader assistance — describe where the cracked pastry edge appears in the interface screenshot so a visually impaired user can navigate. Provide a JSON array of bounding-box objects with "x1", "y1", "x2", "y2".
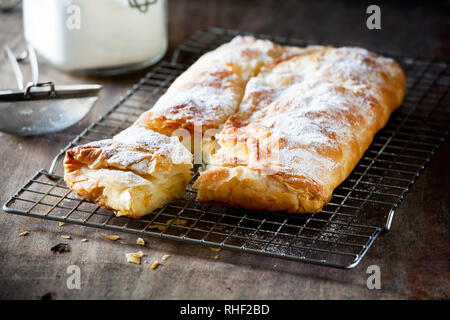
[
  {"x1": 64, "y1": 126, "x2": 193, "y2": 218},
  {"x1": 192, "y1": 166, "x2": 327, "y2": 213}
]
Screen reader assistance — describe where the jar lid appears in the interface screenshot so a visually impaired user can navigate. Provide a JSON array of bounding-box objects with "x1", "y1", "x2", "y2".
[{"x1": 128, "y1": 0, "x2": 159, "y2": 13}]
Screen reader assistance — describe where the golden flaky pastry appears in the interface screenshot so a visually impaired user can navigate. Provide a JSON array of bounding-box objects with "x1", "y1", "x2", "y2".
[
  {"x1": 64, "y1": 36, "x2": 406, "y2": 217},
  {"x1": 64, "y1": 126, "x2": 192, "y2": 218},
  {"x1": 193, "y1": 47, "x2": 406, "y2": 213},
  {"x1": 135, "y1": 36, "x2": 285, "y2": 137},
  {"x1": 134, "y1": 36, "x2": 323, "y2": 158}
]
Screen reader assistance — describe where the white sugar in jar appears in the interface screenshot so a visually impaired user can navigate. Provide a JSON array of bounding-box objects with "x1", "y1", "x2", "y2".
[{"x1": 22, "y1": 0, "x2": 168, "y2": 75}]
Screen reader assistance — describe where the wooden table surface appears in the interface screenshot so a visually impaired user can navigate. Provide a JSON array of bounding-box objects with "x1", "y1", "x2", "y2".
[{"x1": 0, "y1": 1, "x2": 448, "y2": 299}]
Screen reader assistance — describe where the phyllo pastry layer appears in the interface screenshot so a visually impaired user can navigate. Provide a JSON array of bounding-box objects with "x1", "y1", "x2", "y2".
[{"x1": 64, "y1": 126, "x2": 192, "y2": 218}]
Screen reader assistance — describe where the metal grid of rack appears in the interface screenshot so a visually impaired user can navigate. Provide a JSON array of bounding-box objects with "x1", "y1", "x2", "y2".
[{"x1": 3, "y1": 28, "x2": 449, "y2": 268}]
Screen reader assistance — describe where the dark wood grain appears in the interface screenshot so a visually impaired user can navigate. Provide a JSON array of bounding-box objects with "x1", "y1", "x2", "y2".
[{"x1": 0, "y1": 0, "x2": 448, "y2": 300}]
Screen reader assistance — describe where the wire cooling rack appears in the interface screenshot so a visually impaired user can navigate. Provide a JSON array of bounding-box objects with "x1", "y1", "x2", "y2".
[{"x1": 3, "y1": 28, "x2": 449, "y2": 268}]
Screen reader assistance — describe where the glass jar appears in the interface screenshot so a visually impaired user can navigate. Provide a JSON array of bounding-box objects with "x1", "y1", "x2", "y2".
[{"x1": 22, "y1": 0, "x2": 168, "y2": 75}]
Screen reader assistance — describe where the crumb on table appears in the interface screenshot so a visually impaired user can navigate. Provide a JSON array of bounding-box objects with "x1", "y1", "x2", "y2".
[
  {"x1": 126, "y1": 251, "x2": 143, "y2": 264},
  {"x1": 103, "y1": 234, "x2": 120, "y2": 241},
  {"x1": 151, "y1": 261, "x2": 160, "y2": 270}
]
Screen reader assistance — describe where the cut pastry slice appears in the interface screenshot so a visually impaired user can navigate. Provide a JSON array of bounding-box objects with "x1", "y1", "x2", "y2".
[
  {"x1": 64, "y1": 126, "x2": 193, "y2": 218},
  {"x1": 193, "y1": 47, "x2": 406, "y2": 213}
]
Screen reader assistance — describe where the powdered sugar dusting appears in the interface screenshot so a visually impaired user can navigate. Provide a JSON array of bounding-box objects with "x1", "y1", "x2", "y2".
[
  {"x1": 114, "y1": 126, "x2": 192, "y2": 164},
  {"x1": 151, "y1": 84, "x2": 239, "y2": 124},
  {"x1": 78, "y1": 126, "x2": 192, "y2": 175},
  {"x1": 142, "y1": 36, "x2": 288, "y2": 130},
  {"x1": 211, "y1": 47, "x2": 403, "y2": 195}
]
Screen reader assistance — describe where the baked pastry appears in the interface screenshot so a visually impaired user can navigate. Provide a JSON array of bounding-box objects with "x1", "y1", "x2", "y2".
[
  {"x1": 134, "y1": 36, "x2": 323, "y2": 159},
  {"x1": 134, "y1": 36, "x2": 324, "y2": 164},
  {"x1": 63, "y1": 36, "x2": 406, "y2": 218},
  {"x1": 135, "y1": 36, "x2": 284, "y2": 137},
  {"x1": 64, "y1": 126, "x2": 192, "y2": 218},
  {"x1": 193, "y1": 47, "x2": 406, "y2": 213}
]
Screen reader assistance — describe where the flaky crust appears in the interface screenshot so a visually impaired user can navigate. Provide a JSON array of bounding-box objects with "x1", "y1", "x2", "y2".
[
  {"x1": 134, "y1": 36, "x2": 298, "y2": 138},
  {"x1": 194, "y1": 166, "x2": 324, "y2": 213},
  {"x1": 193, "y1": 47, "x2": 406, "y2": 213},
  {"x1": 63, "y1": 36, "x2": 406, "y2": 217},
  {"x1": 64, "y1": 126, "x2": 192, "y2": 218}
]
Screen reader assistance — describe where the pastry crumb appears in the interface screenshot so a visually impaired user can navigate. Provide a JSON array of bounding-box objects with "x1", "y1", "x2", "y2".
[
  {"x1": 59, "y1": 222, "x2": 66, "y2": 226},
  {"x1": 103, "y1": 234, "x2": 120, "y2": 241},
  {"x1": 81, "y1": 239, "x2": 89, "y2": 242},
  {"x1": 162, "y1": 254, "x2": 170, "y2": 261},
  {"x1": 19, "y1": 231, "x2": 29, "y2": 237},
  {"x1": 120, "y1": 241, "x2": 128, "y2": 245},
  {"x1": 147, "y1": 224, "x2": 166, "y2": 231},
  {"x1": 126, "y1": 251, "x2": 143, "y2": 265},
  {"x1": 136, "y1": 237, "x2": 145, "y2": 246},
  {"x1": 210, "y1": 247, "x2": 221, "y2": 252},
  {"x1": 167, "y1": 218, "x2": 187, "y2": 226},
  {"x1": 214, "y1": 254, "x2": 219, "y2": 260},
  {"x1": 150, "y1": 261, "x2": 160, "y2": 270},
  {"x1": 61, "y1": 235, "x2": 71, "y2": 239}
]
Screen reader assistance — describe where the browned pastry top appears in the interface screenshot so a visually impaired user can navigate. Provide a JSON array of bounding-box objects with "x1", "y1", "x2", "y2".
[{"x1": 193, "y1": 46, "x2": 406, "y2": 212}]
